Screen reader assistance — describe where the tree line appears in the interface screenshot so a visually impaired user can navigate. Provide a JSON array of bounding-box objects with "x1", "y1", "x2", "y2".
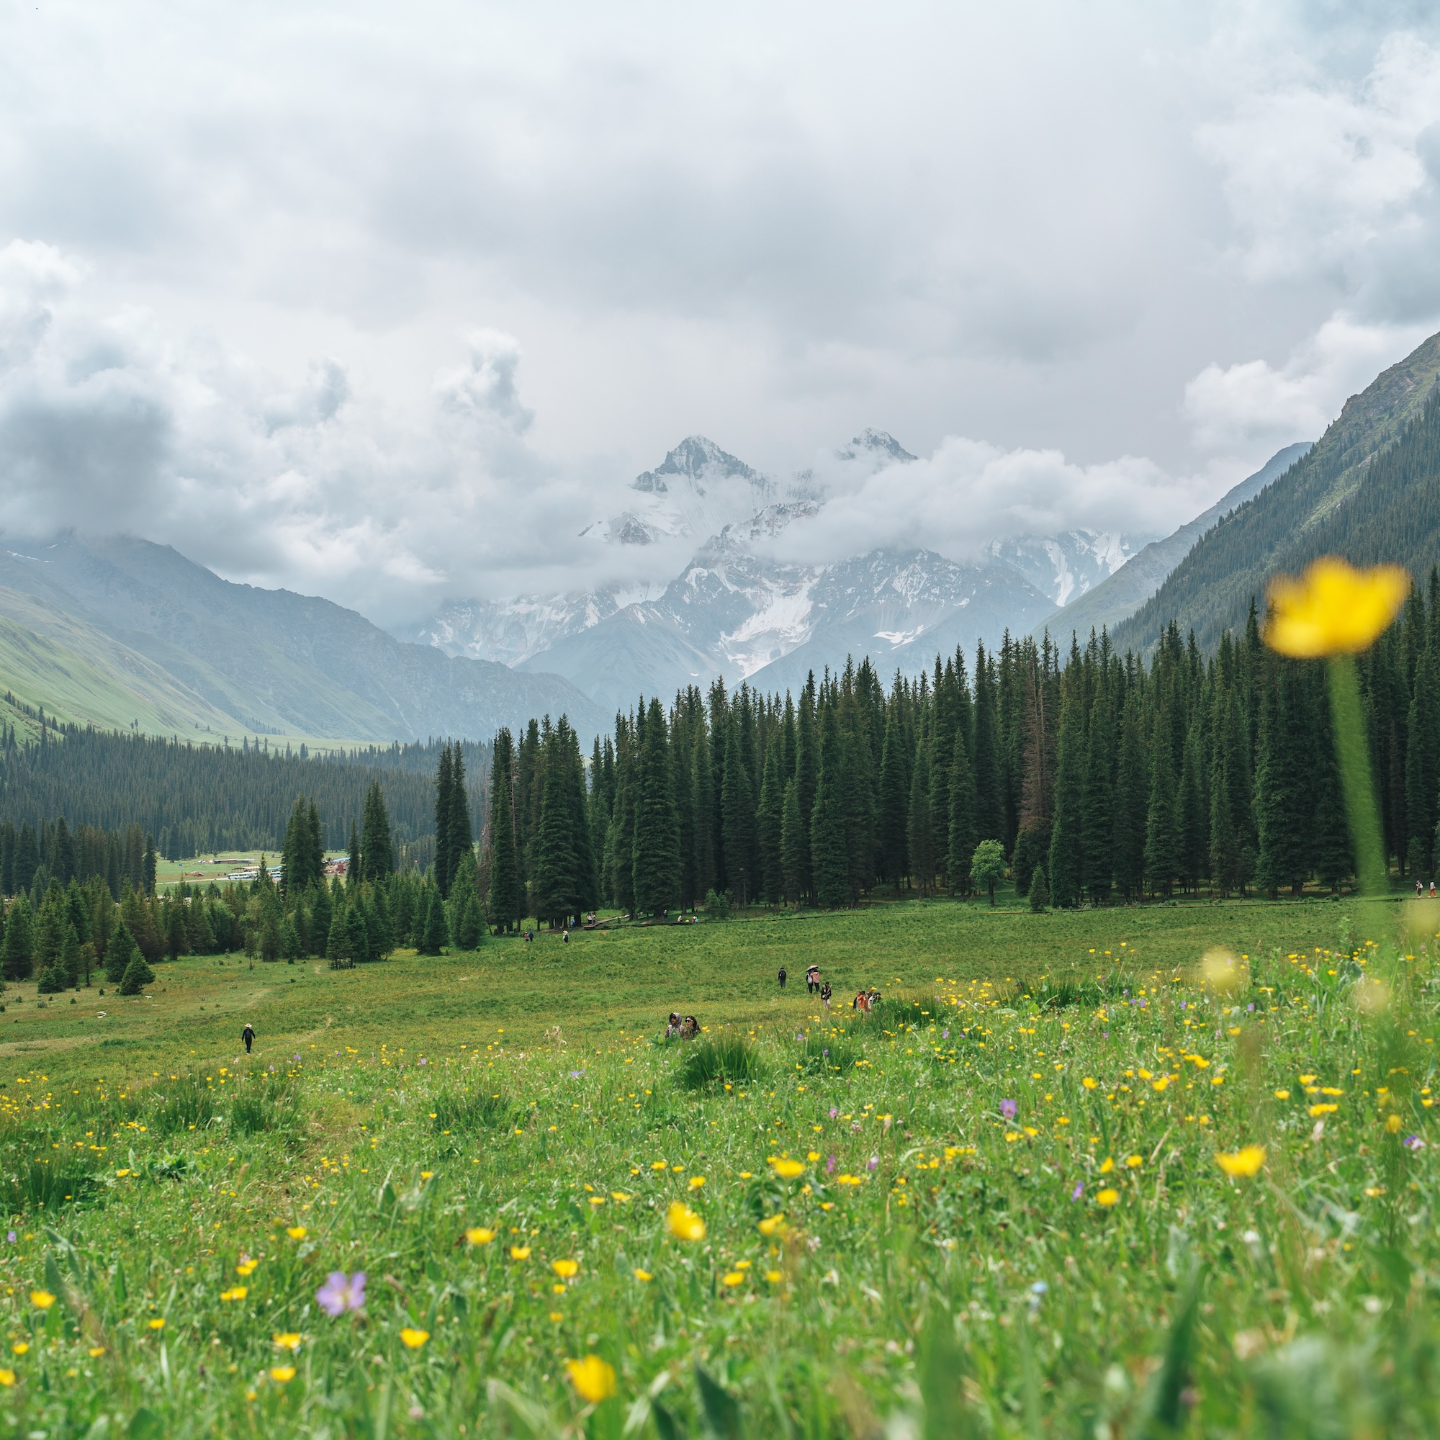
[{"x1": 477, "y1": 587, "x2": 1440, "y2": 923}]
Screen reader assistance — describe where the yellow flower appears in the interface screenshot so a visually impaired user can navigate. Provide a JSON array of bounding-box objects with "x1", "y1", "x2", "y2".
[
  {"x1": 269, "y1": 1365, "x2": 296, "y2": 1383},
  {"x1": 1309, "y1": 1103, "x2": 1339, "y2": 1117},
  {"x1": 1096, "y1": 1188, "x2": 1120, "y2": 1208},
  {"x1": 610, "y1": 1192, "x2": 631, "y2": 1203},
  {"x1": 549, "y1": 1310, "x2": 564, "y2": 1322},
  {"x1": 465, "y1": 1227, "x2": 495, "y2": 1246},
  {"x1": 29, "y1": 1290, "x2": 55, "y2": 1310},
  {"x1": 1098, "y1": 1157, "x2": 1114, "y2": 1175},
  {"x1": 1298, "y1": 1074, "x2": 1317, "y2": 1085},
  {"x1": 770, "y1": 1158, "x2": 805, "y2": 1179},
  {"x1": 420, "y1": 1171, "x2": 433, "y2": 1180},
  {"x1": 510, "y1": 1245, "x2": 532, "y2": 1260},
  {"x1": 0, "y1": 1370, "x2": 13, "y2": 1387},
  {"x1": 11, "y1": 1344, "x2": 27, "y2": 1356},
  {"x1": 565, "y1": 1354, "x2": 616, "y2": 1403},
  {"x1": 633, "y1": 1269, "x2": 652, "y2": 1282},
  {"x1": 286, "y1": 1226, "x2": 307, "y2": 1240},
  {"x1": 1386, "y1": 1113, "x2": 1403, "y2": 1133},
  {"x1": 765, "y1": 1270, "x2": 783, "y2": 1283},
  {"x1": 757, "y1": 1214, "x2": 786, "y2": 1237},
  {"x1": 148, "y1": 1318, "x2": 166, "y2": 1331},
  {"x1": 236, "y1": 1259, "x2": 258, "y2": 1277},
  {"x1": 273, "y1": 1333, "x2": 302, "y2": 1352},
  {"x1": 687, "y1": 1175, "x2": 706, "y2": 1190},
  {"x1": 1215, "y1": 1145, "x2": 1267, "y2": 1178},
  {"x1": 88, "y1": 1347, "x2": 105, "y2": 1358},
  {"x1": 836, "y1": 1173, "x2": 864, "y2": 1185},
  {"x1": 1082, "y1": 1077, "x2": 1098, "y2": 1089},
  {"x1": 721, "y1": 1271, "x2": 745, "y2": 1287},
  {"x1": 666, "y1": 1201, "x2": 706, "y2": 1242},
  {"x1": 220, "y1": 1286, "x2": 248, "y2": 1302},
  {"x1": 1264, "y1": 557, "x2": 1409, "y2": 658},
  {"x1": 552, "y1": 1259, "x2": 579, "y2": 1279},
  {"x1": 1274, "y1": 1090, "x2": 1291, "y2": 1100},
  {"x1": 1125, "y1": 1155, "x2": 1143, "y2": 1169},
  {"x1": 399, "y1": 1328, "x2": 429, "y2": 1350}
]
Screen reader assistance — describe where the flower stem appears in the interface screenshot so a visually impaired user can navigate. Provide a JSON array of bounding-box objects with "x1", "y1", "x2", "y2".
[{"x1": 1327, "y1": 653, "x2": 1387, "y2": 895}]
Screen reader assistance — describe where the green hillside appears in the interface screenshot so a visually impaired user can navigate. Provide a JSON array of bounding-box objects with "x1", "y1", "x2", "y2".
[{"x1": 1113, "y1": 329, "x2": 1440, "y2": 652}]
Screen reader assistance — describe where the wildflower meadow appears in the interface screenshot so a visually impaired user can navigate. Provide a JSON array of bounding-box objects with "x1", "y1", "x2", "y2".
[{"x1": 0, "y1": 893, "x2": 1431, "y2": 1436}]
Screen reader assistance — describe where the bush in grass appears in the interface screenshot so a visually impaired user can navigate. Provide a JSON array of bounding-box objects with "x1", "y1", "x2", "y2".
[
  {"x1": 117, "y1": 950, "x2": 155, "y2": 996},
  {"x1": 679, "y1": 1032, "x2": 763, "y2": 1090}
]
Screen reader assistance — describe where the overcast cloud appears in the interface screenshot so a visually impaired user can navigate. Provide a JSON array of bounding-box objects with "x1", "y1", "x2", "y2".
[{"x1": 1, "y1": 1, "x2": 1438, "y2": 622}]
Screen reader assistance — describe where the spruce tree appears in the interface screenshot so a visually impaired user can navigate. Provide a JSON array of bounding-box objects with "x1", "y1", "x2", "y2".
[
  {"x1": 779, "y1": 778, "x2": 804, "y2": 905},
  {"x1": 1047, "y1": 690, "x2": 1084, "y2": 908},
  {"x1": 487, "y1": 740, "x2": 522, "y2": 933},
  {"x1": 720, "y1": 717, "x2": 758, "y2": 907},
  {"x1": 795, "y1": 678, "x2": 819, "y2": 902},
  {"x1": 104, "y1": 920, "x2": 137, "y2": 985},
  {"x1": 326, "y1": 900, "x2": 350, "y2": 968},
  {"x1": 632, "y1": 697, "x2": 682, "y2": 916},
  {"x1": 420, "y1": 887, "x2": 448, "y2": 953},
  {"x1": 907, "y1": 739, "x2": 936, "y2": 896},
  {"x1": 142, "y1": 835, "x2": 157, "y2": 896},
  {"x1": 118, "y1": 946, "x2": 154, "y2": 996},
  {"x1": 434, "y1": 743, "x2": 455, "y2": 896},
  {"x1": 1029, "y1": 863, "x2": 1049, "y2": 912},
  {"x1": 971, "y1": 646, "x2": 1004, "y2": 844},
  {"x1": 347, "y1": 820, "x2": 362, "y2": 890},
  {"x1": 60, "y1": 923, "x2": 81, "y2": 988},
  {"x1": 756, "y1": 740, "x2": 783, "y2": 905},
  {"x1": 447, "y1": 747, "x2": 473, "y2": 895},
  {"x1": 810, "y1": 705, "x2": 850, "y2": 907},
  {"x1": 1080, "y1": 690, "x2": 1114, "y2": 904},
  {"x1": 946, "y1": 723, "x2": 977, "y2": 897},
  {"x1": 876, "y1": 709, "x2": 909, "y2": 893},
  {"x1": 1144, "y1": 707, "x2": 1179, "y2": 899},
  {"x1": 1, "y1": 895, "x2": 33, "y2": 980},
  {"x1": 1111, "y1": 700, "x2": 1147, "y2": 901},
  {"x1": 690, "y1": 723, "x2": 717, "y2": 905},
  {"x1": 361, "y1": 782, "x2": 394, "y2": 882},
  {"x1": 1407, "y1": 647, "x2": 1440, "y2": 877},
  {"x1": 1175, "y1": 726, "x2": 1206, "y2": 894}
]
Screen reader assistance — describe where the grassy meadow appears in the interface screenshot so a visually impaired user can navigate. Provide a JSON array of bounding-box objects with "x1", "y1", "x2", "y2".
[{"x1": 0, "y1": 892, "x2": 1434, "y2": 1436}]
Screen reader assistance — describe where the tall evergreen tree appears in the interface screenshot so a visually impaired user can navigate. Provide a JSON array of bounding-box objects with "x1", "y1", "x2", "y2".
[
  {"x1": 811, "y1": 704, "x2": 850, "y2": 907},
  {"x1": 972, "y1": 645, "x2": 1005, "y2": 845},
  {"x1": 720, "y1": 716, "x2": 758, "y2": 906},
  {"x1": 1407, "y1": 646, "x2": 1440, "y2": 878},
  {"x1": 1047, "y1": 689, "x2": 1084, "y2": 908},
  {"x1": 487, "y1": 731, "x2": 523, "y2": 933},
  {"x1": 1080, "y1": 688, "x2": 1115, "y2": 904},
  {"x1": 876, "y1": 709, "x2": 909, "y2": 893},
  {"x1": 361, "y1": 782, "x2": 394, "y2": 882},
  {"x1": 1112, "y1": 699, "x2": 1147, "y2": 901},
  {"x1": 434, "y1": 743, "x2": 455, "y2": 896},
  {"x1": 946, "y1": 724, "x2": 977, "y2": 897},
  {"x1": 1254, "y1": 657, "x2": 1306, "y2": 897},
  {"x1": 756, "y1": 740, "x2": 784, "y2": 905},
  {"x1": 632, "y1": 697, "x2": 682, "y2": 916},
  {"x1": 779, "y1": 778, "x2": 804, "y2": 905},
  {"x1": 907, "y1": 738, "x2": 936, "y2": 896},
  {"x1": 1144, "y1": 699, "x2": 1179, "y2": 899},
  {"x1": 446, "y1": 745, "x2": 473, "y2": 895}
]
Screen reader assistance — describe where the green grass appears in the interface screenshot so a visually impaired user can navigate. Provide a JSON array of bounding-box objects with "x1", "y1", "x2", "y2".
[{"x1": 0, "y1": 893, "x2": 1433, "y2": 1435}]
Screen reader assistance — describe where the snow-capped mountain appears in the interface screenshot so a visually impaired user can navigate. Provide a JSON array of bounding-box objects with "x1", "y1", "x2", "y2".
[{"x1": 403, "y1": 430, "x2": 1146, "y2": 713}]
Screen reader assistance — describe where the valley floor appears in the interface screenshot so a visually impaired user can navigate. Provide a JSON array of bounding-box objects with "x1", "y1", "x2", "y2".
[{"x1": 0, "y1": 894, "x2": 1432, "y2": 1437}]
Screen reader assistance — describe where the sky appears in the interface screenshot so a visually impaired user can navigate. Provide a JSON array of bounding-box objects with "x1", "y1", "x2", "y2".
[{"x1": 0, "y1": 0, "x2": 1438, "y2": 624}]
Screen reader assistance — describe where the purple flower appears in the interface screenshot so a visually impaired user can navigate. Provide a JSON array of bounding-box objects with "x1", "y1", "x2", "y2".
[
  {"x1": 867, "y1": 1155, "x2": 880, "y2": 1170},
  {"x1": 826, "y1": 1154, "x2": 837, "y2": 1174},
  {"x1": 317, "y1": 1271, "x2": 366, "y2": 1317},
  {"x1": 5, "y1": 1232, "x2": 13, "y2": 1244},
  {"x1": 797, "y1": 1033, "x2": 805, "y2": 1042},
  {"x1": 1000, "y1": 1099, "x2": 1018, "y2": 1120},
  {"x1": 1405, "y1": 1135, "x2": 1425, "y2": 1150},
  {"x1": 1246, "y1": 1003, "x2": 1255, "y2": 1013},
  {"x1": 942, "y1": 1028, "x2": 950, "y2": 1040},
  {"x1": 569, "y1": 1069, "x2": 585, "y2": 1079},
  {"x1": 829, "y1": 1107, "x2": 838, "y2": 1119},
  {"x1": 1071, "y1": 1182, "x2": 1084, "y2": 1200},
  {"x1": 419, "y1": 1057, "x2": 428, "y2": 1065}
]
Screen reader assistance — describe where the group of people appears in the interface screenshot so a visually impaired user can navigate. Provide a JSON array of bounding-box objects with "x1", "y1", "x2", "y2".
[
  {"x1": 1416, "y1": 880, "x2": 1438, "y2": 898},
  {"x1": 851, "y1": 987, "x2": 881, "y2": 1012},
  {"x1": 777, "y1": 964, "x2": 833, "y2": 1007},
  {"x1": 664, "y1": 1012, "x2": 700, "y2": 1039}
]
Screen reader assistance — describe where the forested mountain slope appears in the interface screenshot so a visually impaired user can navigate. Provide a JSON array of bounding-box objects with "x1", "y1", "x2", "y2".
[
  {"x1": 0, "y1": 536, "x2": 603, "y2": 742},
  {"x1": 1036, "y1": 441, "x2": 1311, "y2": 645},
  {"x1": 1113, "y1": 330, "x2": 1440, "y2": 652}
]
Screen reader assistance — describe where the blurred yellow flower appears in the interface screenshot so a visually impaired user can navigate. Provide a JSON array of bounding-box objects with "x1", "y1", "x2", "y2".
[
  {"x1": 757, "y1": 1214, "x2": 786, "y2": 1237},
  {"x1": 552, "y1": 1259, "x2": 579, "y2": 1278},
  {"x1": 666, "y1": 1201, "x2": 706, "y2": 1241},
  {"x1": 11, "y1": 1344, "x2": 27, "y2": 1356},
  {"x1": 219, "y1": 1286, "x2": 247, "y2": 1302},
  {"x1": 1125, "y1": 1155, "x2": 1143, "y2": 1169},
  {"x1": 765, "y1": 1270, "x2": 783, "y2": 1283},
  {"x1": 687, "y1": 1176, "x2": 706, "y2": 1190},
  {"x1": 566, "y1": 1354, "x2": 616, "y2": 1403},
  {"x1": 236, "y1": 1259, "x2": 258, "y2": 1277},
  {"x1": 1309, "y1": 1103, "x2": 1338, "y2": 1117},
  {"x1": 29, "y1": 1291, "x2": 54, "y2": 1310},
  {"x1": 0, "y1": 1371, "x2": 13, "y2": 1387},
  {"x1": 770, "y1": 1158, "x2": 806, "y2": 1179},
  {"x1": 1274, "y1": 1090, "x2": 1291, "y2": 1100},
  {"x1": 1098, "y1": 1157, "x2": 1114, "y2": 1175},
  {"x1": 1215, "y1": 1145, "x2": 1266, "y2": 1178},
  {"x1": 510, "y1": 1246, "x2": 532, "y2": 1260},
  {"x1": 286, "y1": 1227, "x2": 307, "y2": 1240},
  {"x1": 87, "y1": 1347, "x2": 105, "y2": 1358},
  {"x1": 466, "y1": 1227, "x2": 495, "y2": 1246},
  {"x1": 148, "y1": 1319, "x2": 166, "y2": 1331},
  {"x1": 273, "y1": 1333, "x2": 302, "y2": 1352},
  {"x1": 399, "y1": 1328, "x2": 429, "y2": 1350},
  {"x1": 722, "y1": 1271, "x2": 745, "y2": 1287},
  {"x1": 1081, "y1": 1077, "x2": 1098, "y2": 1089},
  {"x1": 633, "y1": 1269, "x2": 652, "y2": 1282},
  {"x1": 1096, "y1": 1188, "x2": 1120, "y2": 1207},
  {"x1": 269, "y1": 1366, "x2": 296, "y2": 1383},
  {"x1": 1386, "y1": 1113, "x2": 1403, "y2": 1133},
  {"x1": 1264, "y1": 557, "x2": 1409, "y2": 658}
]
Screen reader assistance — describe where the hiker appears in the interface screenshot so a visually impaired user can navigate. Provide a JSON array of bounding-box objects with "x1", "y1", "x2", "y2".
[
  {"x1": 242, "y1": 1022, "x2": 255, "y2": 1054},
  {"x1": 562, "y1": 929, "x2": 570, "y2": 944},
  {"x1": 679, "y1": 1015, "x2": 699, "y2": 1039},
  {"x1": 1432, "y1": 881, "x2": 1437, "y2": 899},
  {"x1": 820, "y1": 980, "x2": 832, "y2": 1008},
  {"x1": 1419, "y1": 880, "x2": 1426, "y2": 898},
  {"x1": 665, "y1": 1012, "x2": 683, "y2": 1038},
  {"x1": 806, "y1": 965, "x2": 820, "y2": 995},
  {"x1": 778, "y1": 966, "x2": 787, "y2": 990}
]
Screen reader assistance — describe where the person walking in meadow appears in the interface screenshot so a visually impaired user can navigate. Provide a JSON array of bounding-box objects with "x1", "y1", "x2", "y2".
[
  {"x1": 778, "y1": 966, "x2": 787, "y2": 990},
  {"x1": 821, "y1": 980, "x2": 832, "y2": 1008},
  {"x1": 806, "y1": 965, "x2": 820, "y2": 995},
  {"x1": 242, "y1": 1022, "x2": 255, "y2": 1054}
]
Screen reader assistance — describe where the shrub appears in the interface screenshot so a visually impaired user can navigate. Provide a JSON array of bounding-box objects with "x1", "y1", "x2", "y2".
[{"x1": 679, "y1": 1033, "x2": 763, "y2": 1090}]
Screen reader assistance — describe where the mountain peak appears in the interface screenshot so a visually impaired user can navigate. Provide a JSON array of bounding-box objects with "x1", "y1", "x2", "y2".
[
  {"x1": 631, "y1": 435, "x2": 765, "y2": 495},
  {"x1": 841, "y1": 429, "x2": 916, "y2": 464}
]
